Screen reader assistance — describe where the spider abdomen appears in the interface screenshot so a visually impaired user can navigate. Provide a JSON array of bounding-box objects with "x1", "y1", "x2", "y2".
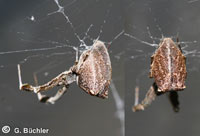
[
  {"x1": 76, "y1": 41, "x2": 112, "y2": 98},
  {"x1": 150, "y1": 38, "x2": 187, "y2": 92}
]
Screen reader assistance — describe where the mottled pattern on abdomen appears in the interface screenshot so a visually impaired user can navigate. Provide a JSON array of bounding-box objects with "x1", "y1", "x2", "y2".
[
  {"x1": 150, "y1": 38, "x2": 186, "y2": 92},
  {"x1": 77, "y1": 41, "x2": 111, "y2": 98}
]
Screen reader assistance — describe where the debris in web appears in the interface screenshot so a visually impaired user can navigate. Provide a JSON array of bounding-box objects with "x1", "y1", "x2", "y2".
[{"x1": 27, "y1": 16, "x2": 36, "y2": 22}]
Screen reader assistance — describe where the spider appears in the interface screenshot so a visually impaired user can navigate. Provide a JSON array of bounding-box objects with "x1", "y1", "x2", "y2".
[
  {"x1": 17, "y1": 40, "x2": 112, "y2": 104},
  {"x1": 133, "y1": 38, "x2": 187, "y2": 112}
]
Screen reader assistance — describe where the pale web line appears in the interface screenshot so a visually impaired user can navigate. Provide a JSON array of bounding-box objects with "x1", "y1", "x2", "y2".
[{"x1": 110, "y1": 80, "x2": 124, "y2": 136}]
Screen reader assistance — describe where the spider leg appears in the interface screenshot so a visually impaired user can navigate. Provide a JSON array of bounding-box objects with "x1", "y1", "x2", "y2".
[
  {"x1": 134, "y1": 86, "x2": 139, "y2": 106},
  {"x1": 38, "y1": 86, "x2": 68, "y2": 104},
  {"x1": 176, "y1": 37, "x2": 183, "y2": 53},
  {"x1": 18, "y1": 64, "x2": 23, "y2": 90},
  {"x1": 17, "y1": 64, "x2": 75, "y2": 93},
  {"x1": 32, "y1": 72, "x2": 68, "y2": 104},
  {"x1": 32, "y1": 72, "x2": 49, "y2": 102},
  {"x1": 75, "y1": 47, "x2": 79, "y2": 65},
  {"x1": 168, "y1": 91, "x2": 180, "y2": 112},
  {"x1": 132, "y1": 83, "x2": 157, "y2": 112}
]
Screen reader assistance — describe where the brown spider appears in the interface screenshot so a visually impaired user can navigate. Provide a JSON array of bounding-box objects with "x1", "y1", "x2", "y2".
[
  {"x1": 18, "y1": 40, "x2": 112, "y2": 104},
  {"x1": 133, "y1": 38, "x2": 187, "y2": 112}
]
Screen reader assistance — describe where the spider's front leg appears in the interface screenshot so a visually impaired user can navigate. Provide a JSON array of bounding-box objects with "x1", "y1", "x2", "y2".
[
  {"x1": 17, "y1": 64, "x2": 74, "y2": 93},
  {"x1": 17, "y1": 64, "x2": 76, "y2": 104},
  {"x1": 31, "y1": 72, "x2": 70, "y2": 104},
  {"x1": 132, "y1": 83, "x2": 158, "y2": 112}
]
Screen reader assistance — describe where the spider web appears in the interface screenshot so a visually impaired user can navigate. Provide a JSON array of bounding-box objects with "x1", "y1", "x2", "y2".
[
  {"x1": 0, "y1": 0, "x2": 124, "y2": 136},
  {"x1": 0, "y1": 0, "x2": 124, "y2": 66}
]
